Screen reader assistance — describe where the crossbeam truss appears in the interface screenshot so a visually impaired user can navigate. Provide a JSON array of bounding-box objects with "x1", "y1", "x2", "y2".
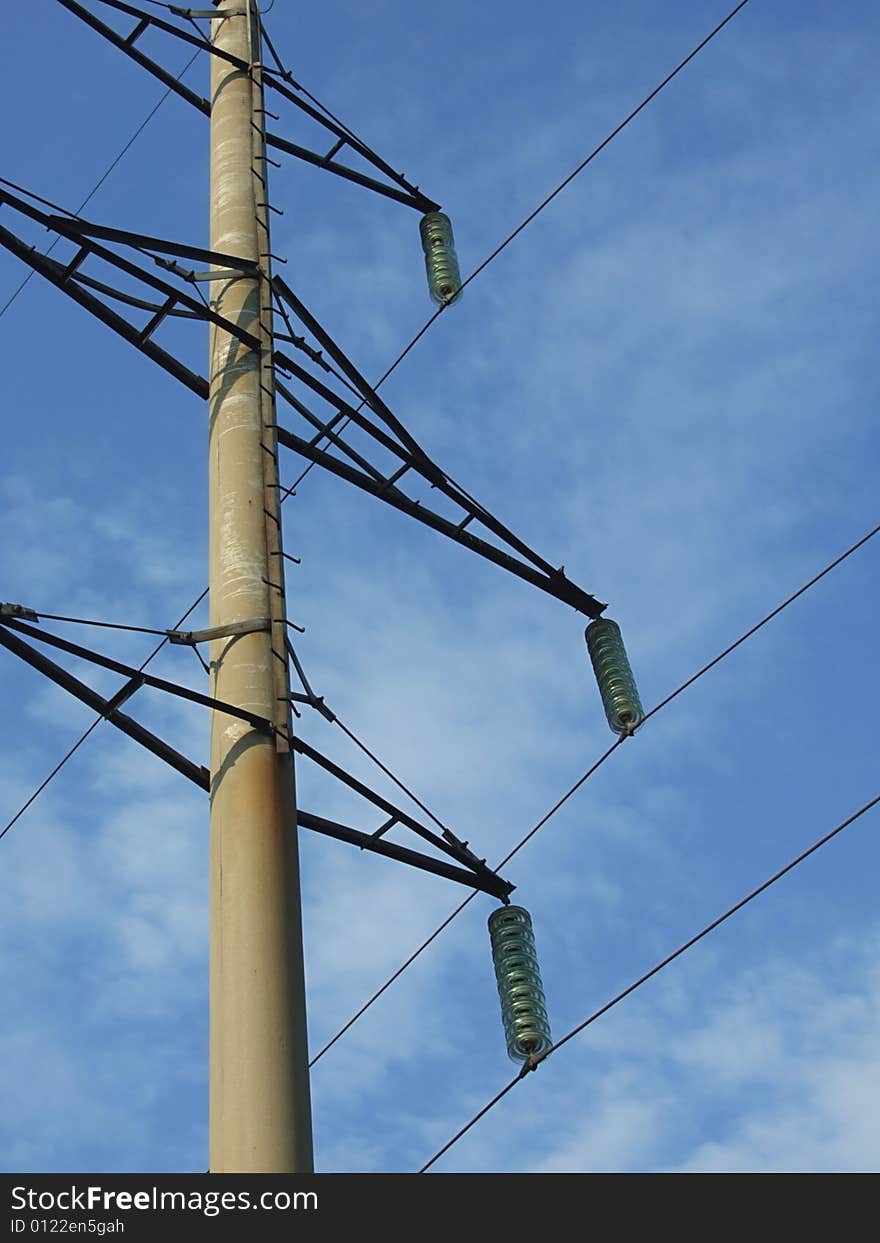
[
  {"x1": 0, "y1": 611, "x2": 514, "y2": 900},
  {"x1": 0, "y1": 186, "x2": 606, "y2": 618},
  {"x1": 55, "y1": 0, "x2": 440, "y2": 213}
]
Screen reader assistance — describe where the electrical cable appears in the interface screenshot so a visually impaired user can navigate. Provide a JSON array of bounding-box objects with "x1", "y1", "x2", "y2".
[
  {"x1": 270, "y1": 0, "x2": 751, "y2": 494},
  {"x1": 309, "y1": 519, "x2": 880, "y2": 1065},
  {"x1": 0, "y1": 177, "x2": 82, "y2": 219},
  {"x1": 454, "y1": 0, "x2": 750, "y2": 302},
  {"x1": 418, "y1": 789, "x2": 880, "y2": 1172},
  {"x1": 331, "y1": 716, "x2": 454, "y2": 841},
  {"x1": 0, "y1": 610, "x2": 182, "y2": 638},
  {"x1": 259, "y1": 19, "x2": 392, "y2": 161},
  {"x1": 0, "y1": 46, "x2": 202, "y2": 324}
]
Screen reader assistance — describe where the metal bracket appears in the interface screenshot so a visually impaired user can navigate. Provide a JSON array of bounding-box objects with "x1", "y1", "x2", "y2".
[
  {"x1": 172, "y1": 6, "x2": 242, "y2": 15},
  {"x1": 296, "y1": 809, "x2": 514, "y2": 900},
  {"x1": 102, "y1": 673, "x2": 146, "y2": 716},
  {"x1": 0, "y1": 614, "x2": 272, "y2": 734},
  {"x1": 153, "y1": 258, "x2": 249, "y2": 283},
  {"x1": 290, "y1": 734, "x2": 507, "y2": 888},
  {"x1": 167, "y1": 617, "x2": 271, "y2": 645},
  {"x1": 192, "y1": 268, "x2": 247, "y2": 282},
  {"x1": 0, "y1": 602, "x2": 39, "y2": 622},
  {"x1": 287, "y1": 692, "x2": 335, "y2": 723}
]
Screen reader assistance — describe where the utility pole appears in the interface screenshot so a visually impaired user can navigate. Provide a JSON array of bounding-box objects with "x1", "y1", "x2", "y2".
[
  {"x1": 208, "y1": 0, "x2": 313, "y2": 1172},
  {"x1": 0, "y1": 0, "x2": 610, "y2": 1175}
]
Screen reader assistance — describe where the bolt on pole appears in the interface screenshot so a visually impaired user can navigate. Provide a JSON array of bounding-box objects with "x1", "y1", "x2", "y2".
[{"x1": 208, "y1": 0, "x2": 313, "y2": 1173}]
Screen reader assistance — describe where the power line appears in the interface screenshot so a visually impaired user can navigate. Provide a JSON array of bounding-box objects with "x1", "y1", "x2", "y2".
[
  {"x1": 273, "y1": 0, "x2": 751, "y2": 492},
  {"x1": 260, "y1": 19, "x2": 382, "y2": 156},
  {"x1": 0, "y1": 717, "x2": 106, "y2": 847},
  {"x1": 0, "y1": 47, "x2": 202, "y2": 324},
  {"x1": 640, "y1": 519, "x2": 880, "y2": 725},
  {"x1": 455, "y1": 0, "x2": 751, "y2": 300},
  {"x1": 309, "y1": 518, "x2": 880, "y2": 1065},
  {"x1": 0, "y1": 589, "x2": 207, "y2": 846},
  {"x1": 418, "y1": 788, "x2": 880, "y2": 1172},
  {"x1": 331, "y1": 716, "x2": 454, "y2": 840}
]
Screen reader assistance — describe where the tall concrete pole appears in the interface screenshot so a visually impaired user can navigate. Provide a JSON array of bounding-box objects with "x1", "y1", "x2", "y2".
[{"x1": 208, "y1": 0, "x2": 314, "y2": 1172}]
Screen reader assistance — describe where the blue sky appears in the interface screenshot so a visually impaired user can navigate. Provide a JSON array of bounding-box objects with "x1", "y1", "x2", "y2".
[{"x1": 1, "y1": 0, "x2": 879, "y2": 1173}]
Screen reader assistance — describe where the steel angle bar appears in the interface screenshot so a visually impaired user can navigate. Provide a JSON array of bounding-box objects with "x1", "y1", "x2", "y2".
[
  {"x1": 268, "y1": 286, "x2": 600, "y2": 596},
  {"x1": 0, "y1": 220, "x2": 209, "y2": 397},
  {"x1": 55, "y1": 0, "x2": 212, "y2": 115},
  {"x1": 0, "y1": 621, "x2": 511, "y2": 896},
  {"x1": 59, "y1": 0, "x2": 247, "y2": 71},
  {"x1": 0, "y1": 623, "x2": 211, "y2": 790},
  {"x1": 274, "y1": 424, "x2": 606, "y2": 618},
  {"x1": 262, "y1": 131, "x2": 431, "y2": 212},
  {"x1": 296, "y1": 811, "x2": 513, "y2": 898},
  {"x1": 290, "y1": 735, "x2": 511, "y2": 893},
  {"x1": 0, "y1": 616, "x2": 271, "y2": 733},
  {"x1": 272, "y1": 276, "x2": 436, "y2": 468},
  {"x1": 44, "y1": 216, "x2": 260, "y2": 276},
  {"x1": 258, "y1": 27, "x2": 438, "y2": 212},
  {"x1": 0, "y1": 188, "x2": 261, "y2": 346}
]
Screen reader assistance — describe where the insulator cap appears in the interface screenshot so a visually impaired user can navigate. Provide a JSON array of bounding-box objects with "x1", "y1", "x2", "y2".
[
  {"x1": 419, "y1": 212, "x2": 462, "y2": 306},
  {"x1": 488, "y1": 905, "x2": 552, "y2": 1063},
  {"x1": 585, "y1": 617, "x2": 644, "y2": 735}
]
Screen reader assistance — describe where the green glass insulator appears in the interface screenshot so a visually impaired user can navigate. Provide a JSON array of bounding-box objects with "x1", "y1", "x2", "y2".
[
  {"x1": 585, "y1": 617, "x2": 644, "y2": 735},
  {"x1": 419, "y1": 212, "x2": 462, "y2": 305},
  {"x1": 488, "y1": 905, "x2": 552, "y2": 1063}
]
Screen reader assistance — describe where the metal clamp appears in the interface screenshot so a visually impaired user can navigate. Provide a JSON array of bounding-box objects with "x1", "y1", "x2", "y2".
[
  {"x1": 0, "y1": 602, "x2": 38, "y2": 622},
  {"x1": 167, "y1": 617, "x2": 271, "y2": 645},
  {"x1": 175, "y1": 7, "x2": 245, "y2": 16}
]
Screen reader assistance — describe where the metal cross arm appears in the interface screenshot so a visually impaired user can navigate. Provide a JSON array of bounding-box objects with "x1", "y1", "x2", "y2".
[
  {"x1": 0, "y1": 621, "x2": 212, "y2": 790},
  {"x1": 295, "y1": 810, "x2": 513, "y2": 899},
  {"x1": 290, "y1": 734, "x2": 512, "y2": 896},
  {"x1": 0, "y1": 618, "x2": 510, "y2": 898},
  {"x1": 0, "y1": 185, "x2": 606, "y2": 619},
  {"x1": 55, "y1": 0, "x2": 439, "y2": 213},
  {"x1": 0, "y1": 189, "x2": 264, "y2": 397},
  {"x1": 40, "y1": 214, "x2": 261, "y2": 279},
  {"x1": 0, "y1": 216, "x2": 209, "y2": 398},
  {"x1": 272, "y1": 275, "x2": 438, "y2": 471},
  {"x1": 0, "y1": 187, "x2": 260, "y2": 303},
  {"x1": 55, "y1": 0, "x2": 214, "y2": 117},
  {"x1": 264, "y1": 277, "x2": 607, "y2": 617},
  {"x1": 275, "y1": 422, "x2": 606, "y2": 618},
  {"x1": 0, "y1": 615, "x2": 272, "y2": 735}
]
